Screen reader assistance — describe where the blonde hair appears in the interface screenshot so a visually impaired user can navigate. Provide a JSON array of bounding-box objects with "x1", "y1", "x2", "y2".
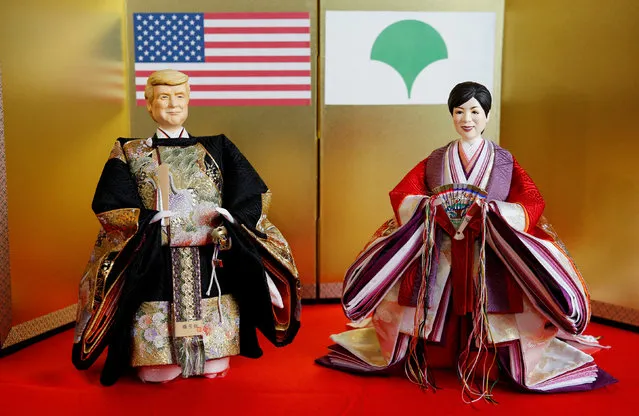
[{"x1": 144, "y1": 69, "x2": 190, "y2": 103}]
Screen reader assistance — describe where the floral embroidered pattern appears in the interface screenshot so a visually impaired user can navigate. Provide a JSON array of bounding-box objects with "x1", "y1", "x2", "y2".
[
  {"x1": 131, "y1": 295, "x2": 240, "y2": 367},
  {"x1": 131, "y1": 302, "x2": 173, "y2": 366}
]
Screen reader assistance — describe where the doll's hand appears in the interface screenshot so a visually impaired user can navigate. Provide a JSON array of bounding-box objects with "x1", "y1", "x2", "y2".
[
  {"x1": 212, "y1": 225, "x2": 232, "y2": 250},
  {"x1": 150, "y1": 210, "x2": 174, "y2": 224}
]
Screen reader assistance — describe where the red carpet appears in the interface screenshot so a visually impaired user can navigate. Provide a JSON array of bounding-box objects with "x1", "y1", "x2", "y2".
[{"x1": 0, "y1": 304, "x2": 635, "y2": 415}]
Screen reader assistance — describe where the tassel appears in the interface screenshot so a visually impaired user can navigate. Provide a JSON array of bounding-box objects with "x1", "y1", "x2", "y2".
[
  {"x1": 457, "y1": 201, "x2": 499, "y2": 404},
  {"x1": 175, "y1": 336, "x2": 205, "y2": 378},
  {"x1": 405, "y1": 199, "x2": 438, "y2": 390},
  {"x1": 170, "y1": 247, "x2": 206, "y2": 378}
]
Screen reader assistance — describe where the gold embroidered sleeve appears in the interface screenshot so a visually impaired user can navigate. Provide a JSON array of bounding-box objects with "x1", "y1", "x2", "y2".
[{"x1": 74, "y1": 208, "x2": 140, "y2": 343}]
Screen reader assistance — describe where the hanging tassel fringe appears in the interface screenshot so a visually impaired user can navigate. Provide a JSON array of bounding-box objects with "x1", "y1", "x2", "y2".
[
  {"x1": 405, "y1": 199, "x2": 438, "y2": 390},
  {"x1": 457, "y1": 201, "x2": 499, "y2": 404},
  {"x1": 175, "y1": 335, "x2": 206, "y2": 378}
]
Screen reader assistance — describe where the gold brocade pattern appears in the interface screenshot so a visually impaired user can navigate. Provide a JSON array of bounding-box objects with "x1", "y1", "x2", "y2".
[
  {"x1": 171, "y1": 247, "x2": 201, "y2": 323},
  {"x1": 161, "y1": 145, "x2": 222, "y2": 200},
  {"x1": 107, "y1": 140, "x2": 126, "y2": 162},
  {"x1": 244, "y1": 191, "x2": 299, "y2": 278},
  {"x1": 170, "y1": 247, "x2": 205, "y2": 376},
  {"x1": 131, "y1": 295, "x2": 240, "y2": 367},
  {"x1": 5, "y1": 305, "x2": 76, "y2": 349},
  {"x1": 0, "y1": 70, "x2": 10, "y2": 346},
  {"x1": 97, "y1": 208, "x2": 141, "y2": 249},
  {"x1": 74, "y1": 208, "x2": 140, "y2": 342},
  {"x1": 123, "y1": 139, "x2": 160, "y2": 210},
  {"x1": 121, "y1": 140, "x2": 224, "y2": 247}
]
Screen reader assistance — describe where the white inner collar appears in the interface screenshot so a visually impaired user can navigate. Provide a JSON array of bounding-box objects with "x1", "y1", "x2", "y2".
[
  {"x1": 460, "y1": 137, "x2": 484, "y2": 158},
  {"x1": 155, "y1": 127, "x2": 189, "y2": 139}
]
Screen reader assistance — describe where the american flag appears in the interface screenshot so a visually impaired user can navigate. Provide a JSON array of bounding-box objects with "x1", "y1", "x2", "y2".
[{"x1": 133, "y1": 12, "x2": 312, "y2": 106}]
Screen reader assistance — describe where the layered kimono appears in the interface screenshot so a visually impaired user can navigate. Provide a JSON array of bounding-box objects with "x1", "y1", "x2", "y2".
[
  {"x1": 72, "y1": 133, "x2": 301, "y2": 385},
  {"x1": 317, "y1": 139, "x2": 614, "y2": 400}
]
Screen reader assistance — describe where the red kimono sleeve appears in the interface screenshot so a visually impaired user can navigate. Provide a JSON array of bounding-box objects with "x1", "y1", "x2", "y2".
[
  {"x1": 389, "y1": 158, "x2": 428, "y2": 223},
  {"x1": 505, "y1": 158, "x2": 546, "y2": 232}
]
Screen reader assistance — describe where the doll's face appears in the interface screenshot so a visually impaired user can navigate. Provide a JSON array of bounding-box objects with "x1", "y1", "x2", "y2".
[
  {"x1": 452, "y1": 97, "x2": 489, "y2": 141},
  {"x1": 147, "y1": 84, "x2": 189, "y2": 130}
]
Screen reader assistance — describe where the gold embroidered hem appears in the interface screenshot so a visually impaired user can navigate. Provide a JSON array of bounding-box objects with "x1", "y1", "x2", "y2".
[
  {"x1": 246, "y1": 191, "x2": 299, "y2": 278},
  {"x1": 74, "y1": 208, "x2": 140, "y2": 344},
  {"x1": 131, "y1": 294, "x2": 240, "y2": 367}
]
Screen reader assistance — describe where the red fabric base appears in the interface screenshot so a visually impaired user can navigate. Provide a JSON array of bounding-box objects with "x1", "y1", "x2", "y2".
[{"x1": 0, "y1": 305, "x2": 635, "y2": 415}]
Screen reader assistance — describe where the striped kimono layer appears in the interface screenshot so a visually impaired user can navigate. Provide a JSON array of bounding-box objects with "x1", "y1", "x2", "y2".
[{"x1": 316, "y1": 140, "x2": 615, "y2": 396}]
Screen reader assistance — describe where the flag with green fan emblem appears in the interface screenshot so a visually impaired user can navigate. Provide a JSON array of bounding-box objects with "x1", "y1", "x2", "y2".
[{"x1": 325, "y1": 11, "x2": 496, "y2": 105}]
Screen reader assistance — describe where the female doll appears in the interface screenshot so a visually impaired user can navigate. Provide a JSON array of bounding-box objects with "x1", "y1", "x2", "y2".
[{"x1": 317, "y1": 82, "x2": 614, "y2": 402}]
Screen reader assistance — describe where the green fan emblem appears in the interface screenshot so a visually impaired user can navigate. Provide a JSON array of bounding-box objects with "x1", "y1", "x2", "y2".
[{"x1": 371, "y1": 20, "x2": 448, "y2": 98}]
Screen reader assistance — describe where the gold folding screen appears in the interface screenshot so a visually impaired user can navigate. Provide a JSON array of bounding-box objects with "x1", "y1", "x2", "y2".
[
  {"x1": 501, "y1": 0, "x2": 639, "y2": 326},
  {"x1": 0, "y1": 0, "x2": 128, "y2": 352},
  {"x1": 2, "y1": 0, "x2": 638, "y2": 354}
]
